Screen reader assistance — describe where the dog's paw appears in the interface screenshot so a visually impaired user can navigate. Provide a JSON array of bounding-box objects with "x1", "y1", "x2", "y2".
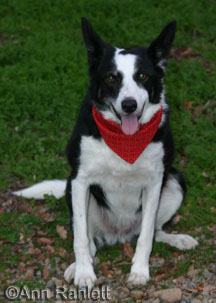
[
  {"x1": 64, "y1": 262, "x2": 76, "y2": 283},
  {"x1": 170, "y1": 234, "x2": 198, "y2": 250},
  {"x1": 128, "y1": 263, "x2": 150, "y2": 285},
  {"x1": 128, "y1": 272, "x2": 150, "y2": 285},
  {"x1": 74, "y1": 263, "x2": 96, "y2": 289},
  {"x1": 64, "y1": 261, "x2": 96, "y2": 289}
]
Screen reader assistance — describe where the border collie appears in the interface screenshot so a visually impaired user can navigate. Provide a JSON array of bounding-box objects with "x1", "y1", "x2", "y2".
[{"x1": 14, "y1": 18, "x2": 198, "y2": 288}]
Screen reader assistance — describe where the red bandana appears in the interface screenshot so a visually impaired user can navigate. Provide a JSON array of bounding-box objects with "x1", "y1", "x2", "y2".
[{"x1": 92, "y1": 105, "x2": 162, "y2": 164}]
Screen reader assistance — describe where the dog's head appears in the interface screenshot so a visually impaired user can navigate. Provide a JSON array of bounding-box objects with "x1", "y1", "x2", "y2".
[{"x1": 81, "y1": 18, "x2": 176, "y2": 135}]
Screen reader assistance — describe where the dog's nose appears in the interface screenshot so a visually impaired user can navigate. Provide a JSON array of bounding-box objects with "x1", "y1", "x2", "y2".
[{"x1": 121, "y1": 98, "x2": 137, "y2": 114}]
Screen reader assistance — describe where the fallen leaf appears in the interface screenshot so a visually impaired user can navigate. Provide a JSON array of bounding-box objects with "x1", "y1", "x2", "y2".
[
  {"x1": 34, "y1": 248, "x2": 42, "y2": 256},
  {"x1": 47, "y1": 245, "x2": 55, "y2": 254},
  {"x1": 56, "y1": 225, "x2": 67, "y2": 239},
  {"x1": 18, "y1": 262, "x2": 26, "y2": 272},
  {"x1": 37, "y1": 230, "x2": 48, "y2": 236},
  {"x1": 202, "y1": 172, "x2": 209, "y2": 178},
  {"x1": 194, "y1": 105, "x2": 202, "y2": 114},
  {"x1": 208, "y1": 225, "x2": 216, "y2": 232},
  {"x1": 58, "y1": 248, "x2": 67, "y2": 257},
  {"x1": 120, "y1": 241, "x2": 134, "y2": 258},
  {"x1": 43, "y1": 268, "x2": 50, "y2": 279},
  {"x1": 179, "y1": 155, "x2": 188, "y2": 169},
  {"x1": 210, "y1": 207, "x2": 216, "y2": 214},
  {"x1": 17, "y1": 202, "x2": 33, "y2": 214},
  {"x1": 37, "y1": 237, "x2": 52, "y2": 246},
  {"x1": 21, "y1": 255, "x2": 27, "y2": 261},
  {"x1": 179, "y1": 47, "x2": 197, "y2": 58},
  {"x1": 196, "y1": 284, "x2": 203, "y2": 291},
  {"x1": 184, "y1": 100, "x2": 193, "y2": 110},
  {"x1": 172, "y1": 214, "x2": 183, "y2": 225},
  {"x1": 28, "y1": 244, "x2": 35, "y2": 254},
  {"x1": 101, "y1": 261, "x2": 113, "y2": 277},
  {"x1": 154, "y1": 273, "x2": 166, "y2": 282},
  {"x1": 130, "y1": 290, "x2": 144, "y2": 300},
  {"x1": 19, "y1": 233, "x2": 25, "y2": 244},
  {"x1": 156, "y1": 262, "x2": 176, "y2": 276},
  {"x1": 43, "y1": 212, "x2": 56, "y2": 222},
  {"x1": 25, "y1": 268, "x2": 34, "y2": 280},
  {"x1": 171, "y1": 47, "x2": 199, "y2": 60}
]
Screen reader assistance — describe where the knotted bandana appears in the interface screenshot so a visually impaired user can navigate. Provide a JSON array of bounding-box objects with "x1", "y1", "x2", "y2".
[{"x1": 92, "y1": 105, "x2": 162, "y2": 164}]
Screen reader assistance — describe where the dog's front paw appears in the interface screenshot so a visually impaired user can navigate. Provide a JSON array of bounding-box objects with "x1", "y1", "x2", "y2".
[
  {"x1": 64, "y1": 262, "x2": 76, "y2": 283},
  {"x1": 128, "y1": 263, "x2": 150, "y2": 285},
  {"x1": 64, "y1": 261, "x2": 96, "y2": 289},
  {"x1": 74, "y1": 262, "x2": 97, "y2": 289}
]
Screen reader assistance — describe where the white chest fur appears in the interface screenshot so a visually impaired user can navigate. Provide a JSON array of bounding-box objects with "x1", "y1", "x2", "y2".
[{"x1": 77, "y1": 136, "x2": 164, "y2": 216}]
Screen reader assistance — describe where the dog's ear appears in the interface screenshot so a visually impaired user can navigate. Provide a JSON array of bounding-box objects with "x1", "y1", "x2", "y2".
[
  {"x1": 81, "y1": 17, "x2": 107, "y2": 73},
  {"x1": 148, "y1": 20, "x2": 176, "y2": 71}
]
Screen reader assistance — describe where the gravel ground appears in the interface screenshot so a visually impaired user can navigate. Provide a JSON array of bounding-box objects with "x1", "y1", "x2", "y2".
[
  {"x1": 2, "y1": 256, "x2": 215, "y2": 302},
  {"x1": 1, "y1": 193, "x2": 216, "y2": 303}
]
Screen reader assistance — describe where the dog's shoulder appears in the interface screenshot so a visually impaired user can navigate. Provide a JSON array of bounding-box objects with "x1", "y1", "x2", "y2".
[
  {"x1": 70, "y1": 94, "x2": 100, "y2": 140},
  {"x1": 66, "y1": 94, "x2": 101, "y2": 175},
  {"x1": 152, "y1": 100, "x2": 175, "y2": 170}
]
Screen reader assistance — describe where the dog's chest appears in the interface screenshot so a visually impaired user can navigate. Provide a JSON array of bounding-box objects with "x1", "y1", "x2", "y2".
[{"x1": 79, "y1": 136, "x2": 164, "y2": 213}]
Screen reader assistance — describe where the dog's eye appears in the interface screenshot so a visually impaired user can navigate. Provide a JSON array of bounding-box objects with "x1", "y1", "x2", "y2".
[
  {"x1": 104, "y1": 74, "x2": 116, "y2": 85},
  {"x1": 137, "y1": 72, "x2": 148, "y2": 82}
]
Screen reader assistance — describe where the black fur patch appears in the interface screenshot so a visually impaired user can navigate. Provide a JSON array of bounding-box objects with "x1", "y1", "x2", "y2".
[{"x1": 90, "y1": 184, "x2": 109, "y2": 209}]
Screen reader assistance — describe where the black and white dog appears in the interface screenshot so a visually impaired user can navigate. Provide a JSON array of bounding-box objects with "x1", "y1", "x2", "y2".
[{"x1": 14, "y1": 18, "x2": 198, "y2": 288}]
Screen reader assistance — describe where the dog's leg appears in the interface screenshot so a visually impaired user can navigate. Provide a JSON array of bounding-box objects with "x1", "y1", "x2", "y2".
[
  {"x1": 64, "y1": 190, "x2": 99, "y2": 286},
  {"x1": 64, "y1": 238, "x2": 96, "y2": 285},
  {"x1": 64, "y1": 179, "x2": 96, "y2": 289},
  {"x1": 128, "y1": 174, "x2": 163, "y2": 285},
  {"x1": 155, "y1": 171, "x2": 198, "y2": 250}
]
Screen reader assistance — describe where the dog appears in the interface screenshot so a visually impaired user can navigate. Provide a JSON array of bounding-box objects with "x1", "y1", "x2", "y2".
[{"x1": 14, "y1": 18, "x2": 198, "y2": 288}]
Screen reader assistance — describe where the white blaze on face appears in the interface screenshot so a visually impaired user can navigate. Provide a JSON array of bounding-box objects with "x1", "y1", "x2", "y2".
[
  {"x1": 114, "y1": 48, "x2": 149, "y2": 114},
  {"x1": 113, "y1": 48, "x2": 149, "y2": 135}
]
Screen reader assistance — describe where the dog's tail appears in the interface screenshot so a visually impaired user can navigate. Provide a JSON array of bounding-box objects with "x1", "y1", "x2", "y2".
[{"x1": 13, "y1": 180, "x2": 66, "y2": 200}]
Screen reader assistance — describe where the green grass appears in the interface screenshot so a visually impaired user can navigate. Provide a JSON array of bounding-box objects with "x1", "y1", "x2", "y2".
[{"x1": 0, "y1": 0, "x2": 215, "y2": 296}]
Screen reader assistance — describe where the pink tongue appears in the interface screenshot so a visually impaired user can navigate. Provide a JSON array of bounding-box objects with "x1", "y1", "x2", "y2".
[{"x1": 121, "y1": 115, "x2": 139, "y2": 135}]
